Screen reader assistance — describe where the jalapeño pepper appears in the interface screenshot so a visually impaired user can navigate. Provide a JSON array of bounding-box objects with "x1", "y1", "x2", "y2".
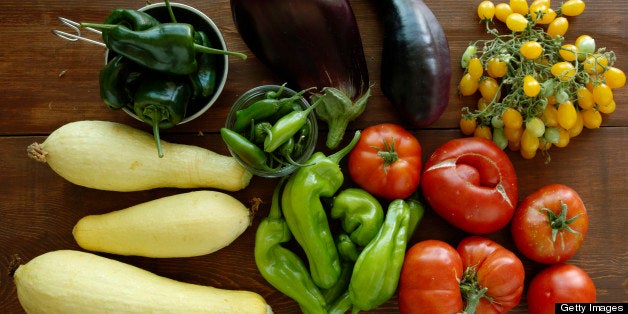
[
  {"x1": 133, "y1": 74, "x2": 191, "y2": 157},
  {"x1": 281, "y1": 131, "x2": 361, "y2": 289},
  {"x1": 264, "y1": 97, "x2": 322, "y2": 153}
]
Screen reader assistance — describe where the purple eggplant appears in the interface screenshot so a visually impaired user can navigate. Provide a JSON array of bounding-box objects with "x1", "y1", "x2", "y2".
[
  {"x1": 378, "y1": 0, "x2": 451, "y2": 127},
  {"x1": 230, "y1": 0, "x2": 371, "y2": 149}
]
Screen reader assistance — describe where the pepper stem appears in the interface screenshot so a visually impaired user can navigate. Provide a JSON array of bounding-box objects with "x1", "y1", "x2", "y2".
[
  {"x1": 164, "y1": 0, "x2": 177, "y2": 23},
  {"x1": 141, "y1": 106, "x2": 166, "y2": 158},
  {"x1": 327, "y1": 130, "x2": 361, "y2": 165},
  {"x1": 194, "y1": 44, "x2": 248, "y2": 60}
]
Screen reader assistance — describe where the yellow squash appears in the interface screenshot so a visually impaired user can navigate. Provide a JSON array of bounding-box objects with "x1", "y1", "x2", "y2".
[
  {"x1": 27, "y1": 120, "x2": 252, "y2": 192},
  {"x1": 73, "y1": 190, "x2": 251, "y2": 258},
  {"x1": 13, "y1": 250, "x2": 271, "y2": 313}
]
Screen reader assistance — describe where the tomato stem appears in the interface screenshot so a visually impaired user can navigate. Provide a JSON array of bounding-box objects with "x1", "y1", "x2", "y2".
[
  {"x1": 543, "y1": 200, "x2": 583, "y2": 242},
  {"x1": 372, "y1": 137, "x2": 398, "y2": 173},
  {"x1": 459, "y1": 265, "x2": 492, "y2": 314}
]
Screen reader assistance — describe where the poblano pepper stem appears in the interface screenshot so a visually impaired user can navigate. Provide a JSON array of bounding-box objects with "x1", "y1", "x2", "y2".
[
  {"x1": 133, "y1": 74, "x2": 191, "y2": 158},
  {"x1": 348, "y1": 198, "x2": 425, "y2": 312},
  {"x1": 254, "y1": 179, "x2": 327, "y2": 314},
  {"x1": 281, "y1": 130, "x2": 361, "y2": 289}
]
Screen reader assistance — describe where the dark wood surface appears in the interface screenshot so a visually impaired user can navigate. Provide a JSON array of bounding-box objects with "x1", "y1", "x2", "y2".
[{"x1": 1, "y1": 0, "x2": 626, "y2": 312}]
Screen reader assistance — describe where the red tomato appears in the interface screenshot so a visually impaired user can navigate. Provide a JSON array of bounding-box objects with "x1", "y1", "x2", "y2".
[
  {"x1": 399, "y1": 237, "x2": 525, "y2": 314},
  {"x1": 348, "y1": 123, "x2": 422, "y2": 200},
  {"x1": 527, "y1": 263, "x2": 596, "y2": 314},
  {"x1": 420, "y1": 137, "x2": 518, "y2": 234},
  {"x1": 511, "y1": 184, "x2": 588, "y2": 264}
]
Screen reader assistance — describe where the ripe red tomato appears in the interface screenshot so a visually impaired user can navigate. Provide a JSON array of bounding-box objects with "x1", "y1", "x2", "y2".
[
  {"x1": 348, "y1": 123, "x2": 422, "y2": 200},
  {"x1": 527, "y1": 263, "x2": 596, "y2": 314},
  {"x1": 420, "y1": 137, "x2": 518, "y2": 234},
  {"x1": 399, "y1": 237, "x2": 525, "y2": 314},
  {"x1": 511, "y1": 184, "x2": 588, "y2": 264}
]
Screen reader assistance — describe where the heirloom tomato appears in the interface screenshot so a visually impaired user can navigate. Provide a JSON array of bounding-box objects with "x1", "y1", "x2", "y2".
[
  {"x1": 527, "y1": 263, "x2": 596, "y2": 314},
  {"x1": 348, "y1": 123, "x2": 421, "y2": 200},
  {"x1": 421, "y1": 137, "x2": 518, "y2": 234},
  {"x1": 511, "y1": 184, "x2": 588, "y2": 264},
  {"x1": 399, "y1": 237, "x2": 525, "y2": 314}
]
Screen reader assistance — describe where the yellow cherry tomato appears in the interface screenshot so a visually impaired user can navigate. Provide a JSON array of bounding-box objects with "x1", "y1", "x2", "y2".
[
  {"x1": 604, "y1": 67, "x2": 626, "y2": 89},
  {"x1": 568, "y1": 111, "x2": 584, "y2": 138},
  {"x1": 478, "y1": 97, "x2": 492, "y2": 111},
  {"x1": 506, "y1": 13, "x2": 529, "y2": 32},
  {"x1": 542, "y1": 104, "x2": 559, "y2": 127},
  {"x1": 557, "y1": 101, "x2": 578, "y2": 129},
  {"x1": 525, "y1": 116, "x2": 545, "y2": 137},
  {"x1": 530, "y1": 3, "x2": 555, "y2": 24},
  {"x1": 479, "y1": 77, "x2": 501, "y2": 101},
  {"x1": 598, "y1": 100, "x2": 616, "y2": 114},
  {"x1": 551, "y1": 61, "x2": 576, "y2": 81},
  {"x1": 583, "y1": 54, "x2": 609, "y2": 75},
  {"x1": 575, "y1": 35, "x2": 595, "y2": 61},
  {"x1": 504, "y1": 126, "x2": 524, "y2": 143},
  {"x1": 486, "y1": 57, "x2": 508, "y2": 78},
  {"x1": 592, "y1": 83, "x2": 613, "y2": 106},
  {"x1": 460, "y1": 116, "x2": 478, "y2": 135},
  {"x1": 559, "y1": 44, "x2": 578, "y2": 62},
  {"x1": 520, "y1": 147, "x2": 537, "y2": 159},
  {"x1": 502, "y1": 108, "x2": 523, "y2": 130},
  {"x1": 581, "y1": 109, "x2": 602, "y2": 129},
  {"x1": 520, "y1": 41, "x2": 543, "y2": 60},
  {"x1": 555, "y1": 128, "x2": 571, "y2": 148},
  {"x1": 508, "y1": 139, "x2": 521, "y2": 151},
  {"x1": 478, "y1": 1, "x2": 496, "y2": 20},
  {"x1": 510, "y1": 0, "x2": 529, "y2": 15},
  {"x1": 561, "y1": 0, "x2": 586, "y2": 17},
  {"x1": 547, "y1": 17, "x2": 568, "y2": 38},
  {"x1": 523, "y1": 75, "x2": 541, "y2": 97},
  {"x1": 495, "y1": 3, "x2": 513, "y2": 23},
  {"x1": 459, "y1": 73, "x2": 479, "y2": 96},
  {"x1": 521, "y1": 128, "x2": 540, "y2": 153},
  {"x1": 468, "y1": 58, "x2": 484, "y2": 79},
  {"x1": 576, "y1": 87, "x2": 595, "y2": 110},
  {"x1": 474, "y1": 125, "x2": 493, "y2": 140}
]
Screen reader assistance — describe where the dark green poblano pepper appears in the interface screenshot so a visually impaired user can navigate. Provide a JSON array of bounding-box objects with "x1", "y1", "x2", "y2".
[
  {"x1": 348, "y1": 198, "x2": 425, "y2": 312},
  {"x1": 133, "y1": 74, "x2": 191, "y2": 157},
  {"x1": 80, "y1": 23, "x2": 246, "y2": 75},
  {"x1": 254, "y1": 179, "x2": 327, "y2": 314},
  {"x1": 99, "y1": 55, "x2": 144, "y2": 110},
  {"x1": 330, "y1": 188, "x2": 384, "y2": 247},
  {"x1": 189, "y1": 30, "x2": 218, "y2": 99},
  {"x1": 281, "y1": 130, "x2": 361, "y2": 289},
  {"x1": 101, "y1": 8, "x2": 160, "y2": 44}
]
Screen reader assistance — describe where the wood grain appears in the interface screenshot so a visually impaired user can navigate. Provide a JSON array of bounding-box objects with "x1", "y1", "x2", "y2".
[{"x1": 1, "y1": 0, "x2": 627, "y2": 313}]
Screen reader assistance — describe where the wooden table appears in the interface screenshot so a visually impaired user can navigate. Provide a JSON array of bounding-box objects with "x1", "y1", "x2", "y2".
[{"x1": 1, "y1": 0, "x2": 626, "y2": 312}]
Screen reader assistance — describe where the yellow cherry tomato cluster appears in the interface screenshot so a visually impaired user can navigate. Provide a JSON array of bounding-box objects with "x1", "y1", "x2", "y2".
[{"x1": 460, "y1": 0, "x2": 626, "y2": 161}]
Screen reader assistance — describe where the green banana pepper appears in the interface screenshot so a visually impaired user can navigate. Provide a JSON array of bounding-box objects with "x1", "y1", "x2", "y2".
[
  {"x1": 281, "y1": 130, "x2": 361, "y2": 289},
  {"x1": 335, "y1": 233, "x2": 361, "y2": 262},
  {"x1": 254, "y1": 179, "x2": 327, "y2": 314},
  {"x1": 133, "y1": 74, "x2": 191, "y2": 157},
  {"x1": 81, "y1": 22, "x2": 246, "y2": 75},
  {"x1": 348, "y1": 198, "x2": 425, "y2": 311},
  {"x1": 330, "y1": 188, "x2": 384, "y2": 247}
]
